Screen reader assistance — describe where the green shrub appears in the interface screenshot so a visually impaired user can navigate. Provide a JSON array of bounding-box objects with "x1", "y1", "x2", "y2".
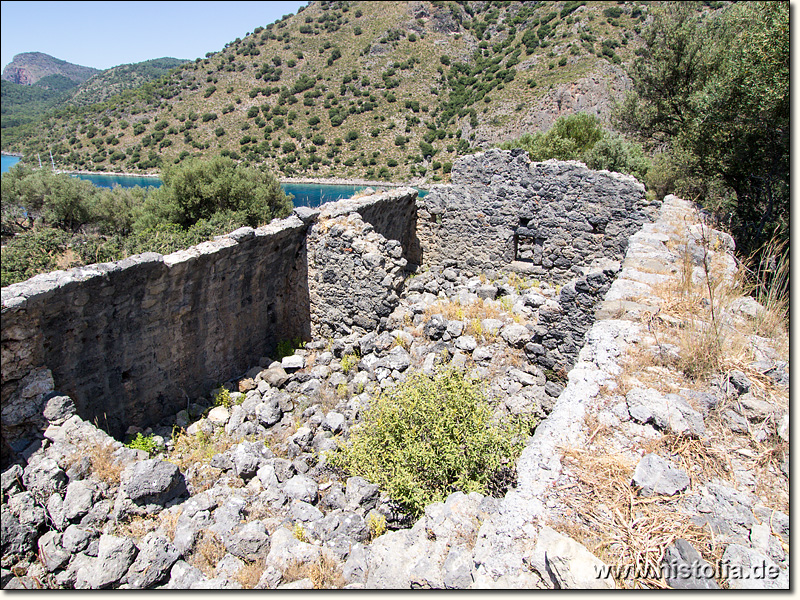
[
  {"x1": 328, "y1": 368, "x2": 535, "y2": 517},
  {"x1": 214, "y1": 387, "x2": 233, "y2": 409},
  {"x1": 144, "y1": 156, "x2": 291, "y2": 229},
  {"x1": 584, "y1": 134, "x2": 651, "y2": 182},
  {"x1": 340, "y1": 352, "x2": 360, "y2": 374},
  {"x1": 367, "y1": 513, "x2": 387, "y2": 539},
  {"x1": 276, "y1": 337, "x2": 305, "y2": 359},
  {"x1": 126, "y1": 432, "x2": 158, "y2": 455},
  {"x1": 499, "y1": 113, "x2": 604, "y2": 162}
]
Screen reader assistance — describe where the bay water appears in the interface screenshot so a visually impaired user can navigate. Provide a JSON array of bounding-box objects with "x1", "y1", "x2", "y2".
[{"x1": 2, "y1": 155, "x2": 426, "y2": 208}]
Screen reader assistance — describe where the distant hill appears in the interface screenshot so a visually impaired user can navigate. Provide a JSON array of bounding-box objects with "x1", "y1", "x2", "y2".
[
  {"x1": 1, "y1": 1, "x2": 726, "y2": 184},
  {"x1": 1, "y1": 56, "x2": 188, "y2": 135},
  {"x1": 1, "y1": 52, "x2": 99, "y2": 86}
]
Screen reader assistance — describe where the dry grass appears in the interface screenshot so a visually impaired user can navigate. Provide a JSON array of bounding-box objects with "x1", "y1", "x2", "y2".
[
  {"x1": 555, "y1": 448, "x2": 719, "y2": 589},
  {"x1": 167, "y1": 428, "x2": 238, "y2": 491},
  {"x1": 350, "y1": 188, "x2": 377, "y2": 200},
  {"x1": 85, "y1": 443, "x2": 122, "y2": 485},
  {"x1": 190, "y1": 530, "x2": 227, "y2": 578},
  {"x1": 423, "y1": 295, "x2": 525, "y2": 344},
  {"x1": 236, "y1": 559, "x2": 266, "y2": 589},
  {"x1": 642, "y1": 434, "x2": 732, "y2": 487},
  {"x1": 169, "y1": 429, "x2": 236, "y2": 467},
  {"x1": 740, "y1": 235, "x2": 789, "y2": 343},
  {"x1": 112, "y1": 508, "x2": 181, "y2": 541},
  {"x1": 282, "y1": 553, "x2": 345, "y2": 589},
  {"x1": 621, "y1": 239, "x2": 787, "y2": 409}
]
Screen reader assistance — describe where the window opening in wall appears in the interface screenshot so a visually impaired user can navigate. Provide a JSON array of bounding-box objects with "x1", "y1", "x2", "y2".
[{"x1": 514, "y1": 217, "x2": 541, "y2": 264}]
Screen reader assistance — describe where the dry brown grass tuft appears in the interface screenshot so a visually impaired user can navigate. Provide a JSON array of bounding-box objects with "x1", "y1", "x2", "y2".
[
  {"x1": 642, "y1": 434, "x2": 732, "y2": 487},
  {"x1": 86, "y1": 443, "x2": 122, "y2": 485},
  {"x1": 350, "y1": 188, "x2": 377, "y2": 200},
  {"x1": 556, "y1": 448, "x2": 719, "y2": 589},
  {"x1": 643, "y1": 222, "x2": 788, "y2": 388},
  {"x1": 236, "y1": 559, "x2": 266, "y2": 589},
  {"x1": 112, "y1": 508, "x2": 181, "y2": 541},
  {"x1": 282, "y1": 553, "x2": 345, "y2": 589},
  {"x1": 190, "y1": 530, "x2": 227, "y2": 578}
]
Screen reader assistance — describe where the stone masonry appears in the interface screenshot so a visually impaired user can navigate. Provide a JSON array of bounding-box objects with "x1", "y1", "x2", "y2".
[{"x1": 417, "y1": 148, "x2": 658, "y2": 280}]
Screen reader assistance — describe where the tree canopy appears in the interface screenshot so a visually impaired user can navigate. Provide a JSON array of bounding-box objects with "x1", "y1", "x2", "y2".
[
  {"x1": 1, "y1": 158, "x2": 292, "y2": 286},
  {"x1": 147, "y1": 156, "x2": 291, "y2": 229},
  {"x1": 615, "y1": 1, "x2": 789, "y2": 255}
]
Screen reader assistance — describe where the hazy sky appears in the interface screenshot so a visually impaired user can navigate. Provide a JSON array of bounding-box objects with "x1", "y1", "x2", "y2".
[{"x1": 1, "y1": 1, "x2": 308, "y2": 70}]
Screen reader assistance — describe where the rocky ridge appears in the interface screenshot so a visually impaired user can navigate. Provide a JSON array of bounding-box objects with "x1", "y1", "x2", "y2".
[
  {"x1": 0, "y1": 194, "x2": 789, "y2": 588},
  {"x1": 1, "y1": 52, "x2": 100, "y2": 86}
]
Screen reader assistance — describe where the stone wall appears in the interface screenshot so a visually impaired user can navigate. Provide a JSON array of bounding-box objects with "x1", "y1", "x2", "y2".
[
  {"x1": 306, "y1": 209, "x2": 408, "y2": 339},
  {"x1": 2, "y1": 218, "x2": 311, "y2": 444},
  {"x1": 525, "y1": 264, "x2": 619, "y2": 395},
  {"x1": 418, "y1": 148, "x2": 658, "y2": 280},
  {"x1": 0, "y1": 190, "x2": 420, "y2": 459},
  {"x1": 318, "y1": 188, "x2": 421, "y2": 267}
]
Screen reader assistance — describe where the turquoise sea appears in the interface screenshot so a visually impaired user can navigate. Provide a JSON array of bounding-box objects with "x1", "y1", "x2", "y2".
[{"x1": 1, "y1": 155, "x2": 426, "y2": 208}]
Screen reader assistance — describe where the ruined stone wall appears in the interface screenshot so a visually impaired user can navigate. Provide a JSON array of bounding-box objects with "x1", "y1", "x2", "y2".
[
  {"x1": 318, "y1": 188, "x2": 421, "y2": 266},
  {"x1": 418, "y1": 148, "x2": 658, "y2": 280},
  {"x1": 2, "y1": 218, "x2": 310, "y2": 441},
  {"x1": 306, "y1": 200, "x2": 410, "y2": 339},
  {"x1": 1, "y1": 156, "x2": 656, "y2": 459},
  {"x1": 0, "y1": 190, "x2": 420, "y2": 457}
]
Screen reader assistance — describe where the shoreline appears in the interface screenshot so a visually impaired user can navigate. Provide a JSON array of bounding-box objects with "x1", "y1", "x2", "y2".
[
  {"x1": 279, "y1": 176, "x2": 429, "y2": 189},
  {"x1": 4, "y1": 155, "x2": 432, "y2": 189},
  {"x1": 56, "y1": 169, "x2": 161, "y2": 178}
]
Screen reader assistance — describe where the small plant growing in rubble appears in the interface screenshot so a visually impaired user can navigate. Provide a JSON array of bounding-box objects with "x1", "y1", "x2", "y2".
[
  {"x1": 292, "y1": 522, "x2": 308, "y2": 542},
  {"x1": 276, "y1": 337, "x2": 306, "y2": 359},
  {"x1": 213, "y1": 386, "x2": 233, "y2": 409},
  {"x1": 126, "y1": 432, "x2": 159, "y2": 455},
  {"x1": 367, "y1": 513, "x2": 387, "y2": 540},
  {"x1": 340, "y1": 352, "x2": 360, "y2": 374}
]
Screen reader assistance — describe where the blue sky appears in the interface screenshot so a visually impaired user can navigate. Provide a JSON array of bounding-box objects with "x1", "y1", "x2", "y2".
[{"x1": 1, "y1": 1, "x2": 308, "y2": 70}]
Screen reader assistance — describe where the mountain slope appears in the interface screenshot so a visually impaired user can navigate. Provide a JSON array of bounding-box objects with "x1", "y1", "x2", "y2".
[
  {"x1": 2, "y1": 1, "x2": 688, "y2": 183},
  {"x1": 68, "y1": 57, "x2": 189, "y2": 106},
  {"x1": 1, "y1": 52, "x2": 99, "y2": 86}
]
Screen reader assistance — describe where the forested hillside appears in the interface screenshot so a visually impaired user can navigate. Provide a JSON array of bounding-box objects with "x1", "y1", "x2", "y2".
[{"x1": 2, "y1": 0, "x2": 657, "y2": 183}]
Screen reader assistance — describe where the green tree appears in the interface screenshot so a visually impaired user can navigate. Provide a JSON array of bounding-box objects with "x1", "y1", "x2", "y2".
[
  {"x1": 499, "y1": 113, "x2": 604, "y2": 162},
  {"x1": 1, "y1": 164, "x2": 96, "y2": 232},
  {"x1": 144, "y1": 156, "x2": 292, "y2": 229},
  {"x1": 615, "y1": 1, "x2": 788, "y2": 253}
]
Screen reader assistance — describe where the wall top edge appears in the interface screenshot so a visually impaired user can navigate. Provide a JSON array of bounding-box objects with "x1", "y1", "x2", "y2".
[{"x1": 1, "y1": 214, "x2": 310, "y2": 309}]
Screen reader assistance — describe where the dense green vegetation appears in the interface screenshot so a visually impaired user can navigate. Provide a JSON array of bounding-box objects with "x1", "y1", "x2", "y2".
[
  {"x1": 500, "y1": 112, "x2": 651, "y2": 182},
  {"x1": 0, "y1": 158, "x2": 291, "y2": 286},
  {"x1": 615, "y1": 1, "x2": 788, "y2": 260},
  {"x1": 2, "y1": 57, "x2": 187, "y2": 146},
  {"x1": 1, "y1": 80, "x2": 73, "y2": 130},
  {"x1": 328, "y1": 368, "x2": 534, "y2": 517}
]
